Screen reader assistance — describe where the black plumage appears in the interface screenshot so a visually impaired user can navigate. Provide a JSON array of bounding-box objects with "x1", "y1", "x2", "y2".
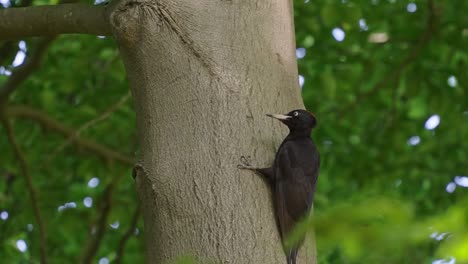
[{"x1": 239, "y1": 109, "x2": 320, "y2": 264}]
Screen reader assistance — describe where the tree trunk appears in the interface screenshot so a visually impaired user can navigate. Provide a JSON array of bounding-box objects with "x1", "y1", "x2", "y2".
[{"x1": 111, "y1": 0, "x2": 315, "y2": 263}]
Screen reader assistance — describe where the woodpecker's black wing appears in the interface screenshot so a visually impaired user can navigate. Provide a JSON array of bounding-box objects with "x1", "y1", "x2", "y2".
[
  {"x1": 274, "y1": 139, "x2": 319, "y2": 264},
  {"x1": 275, "y1": 139, "x2": 320, "y2": 222}
]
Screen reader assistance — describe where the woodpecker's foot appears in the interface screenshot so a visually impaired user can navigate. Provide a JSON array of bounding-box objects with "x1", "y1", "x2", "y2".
[
  {"x1": 240, "y1": 155, "x2": 252, "y2": 166},
  {"x1": 237, "y1": 155, "x2": 255, "y2": 170}
]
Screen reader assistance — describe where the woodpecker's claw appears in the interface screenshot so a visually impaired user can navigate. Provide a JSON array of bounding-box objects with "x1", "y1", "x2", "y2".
[
  {"x1": 237, "y1": 164, "x2": 254, "y2": 170},
  {"x1": 238, "y1": 155, "x2": 253, "y2": 169},
  {"x1": 237, "y1": 164, "x2": 248, "y2": 169},
  {"x1": 240, "y1": 155, "x2": 252, "y2": 166}
]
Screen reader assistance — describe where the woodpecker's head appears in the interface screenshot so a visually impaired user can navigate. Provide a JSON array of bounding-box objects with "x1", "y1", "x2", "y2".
[{"x1": 267, "y1": 109, "x2": 317, "y2": 135}]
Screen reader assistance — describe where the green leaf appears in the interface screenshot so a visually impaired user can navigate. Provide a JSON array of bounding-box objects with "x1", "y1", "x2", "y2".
[{"x1": 408, "y1": 97, "x2": 427, "y2": 119}]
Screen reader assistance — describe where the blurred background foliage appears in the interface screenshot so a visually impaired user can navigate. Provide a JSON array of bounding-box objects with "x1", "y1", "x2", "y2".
[
  {"x1": 0, "y1": 0, "x2": 466, "y2": 263},
  {"x1": 295, "y1": 0, "x2": 467, "y2": 263}
]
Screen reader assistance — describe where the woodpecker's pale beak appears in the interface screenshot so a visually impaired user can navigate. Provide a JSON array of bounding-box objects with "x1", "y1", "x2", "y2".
[{"x1": 266, "y1": 114, "x2": 292, "y2": 121}]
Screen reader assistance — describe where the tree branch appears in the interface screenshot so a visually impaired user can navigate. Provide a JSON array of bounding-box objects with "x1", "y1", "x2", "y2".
[
  {"x1": 115, "y1": 205, "x2": 140, "y2": 264},
  {"x1": 80, "y1": 153, "x2": 133, "y2": 263},
  {"x1": 6, "y1": 105, "x2": 134, "y2": 166},
  {"x1": 0, "y1": 4, "x2": 112, "y2": 41},
  {"x1": 80, "y1": 182, "x2": 115, "y2": 264},
  {"x1": 46, "y1": 91, "x2": 131, "y2": 163},
  {"x1": 1, "y1": 117, "x2": 49, "y2": 264},
  {"x1": 0, "y1": 38, "x2": 55, "y2": 101}
]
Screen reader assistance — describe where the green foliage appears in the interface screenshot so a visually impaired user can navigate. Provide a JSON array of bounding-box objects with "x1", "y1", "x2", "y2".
[
  {"x1": 0, "y1": 34, "x2": 140, "y2": 263},
  {"x1": 286, "y1": 197, "x2": 467, "y2": 263},
  {"x1": 294, "y1": 0, "x2": 467, "y2": 263}
]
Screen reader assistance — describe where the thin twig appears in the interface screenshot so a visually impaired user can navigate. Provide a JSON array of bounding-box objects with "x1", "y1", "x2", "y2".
[
  {"x1": 0, "y1": 37, "x2": 55, "y2": 101},
  {"x1": 80, "y1": 158, "x2": 133, "y2": 263},
  {"x1": 80, "y1": 182, "x2": 115, "y2": 264},
  {"x1": 6, "y1": 105, "x2": 134, "y2": 165},
  {"x1": 115, "y1": 205, "x2": 141, "y2": 264},
  {"x1": 1, "y1": 117, "x2": 49, "y2": 264},
  {"x1": 46, "y1": 91, "x2": 132, "y2": 163},
  {"x1": 331, "y1": 0, "x2": 439, "y2": 118}
]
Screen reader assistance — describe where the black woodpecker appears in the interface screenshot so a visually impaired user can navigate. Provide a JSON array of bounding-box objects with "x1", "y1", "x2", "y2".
[{"x1": 238, "y1": 109, "x2": 320, "y2": 264}]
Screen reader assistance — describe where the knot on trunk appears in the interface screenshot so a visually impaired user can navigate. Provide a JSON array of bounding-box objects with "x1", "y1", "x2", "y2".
[{"x1": 108, "y1": 0, "x2": 163, "y2": 48}]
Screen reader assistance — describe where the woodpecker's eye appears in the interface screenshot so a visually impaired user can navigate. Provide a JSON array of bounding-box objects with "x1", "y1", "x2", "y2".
[{"x1": 293, "y1": 111, "x2": 299, "y2": 117}]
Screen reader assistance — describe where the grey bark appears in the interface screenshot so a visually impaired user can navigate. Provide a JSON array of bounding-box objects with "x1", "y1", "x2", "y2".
[{"x1": 111, "y1": 0, "x2": 315, "y2": 263}]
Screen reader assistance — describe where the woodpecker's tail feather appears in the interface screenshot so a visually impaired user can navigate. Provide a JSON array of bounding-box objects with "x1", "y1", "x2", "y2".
[{"x1": 287, "y1": 248, "x2": 298, "y2": 264}]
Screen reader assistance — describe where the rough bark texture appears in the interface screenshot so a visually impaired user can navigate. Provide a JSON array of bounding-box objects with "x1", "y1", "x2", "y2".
[{"x1": 111, "y1": 0, "x2": 315, "y2": 263}]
